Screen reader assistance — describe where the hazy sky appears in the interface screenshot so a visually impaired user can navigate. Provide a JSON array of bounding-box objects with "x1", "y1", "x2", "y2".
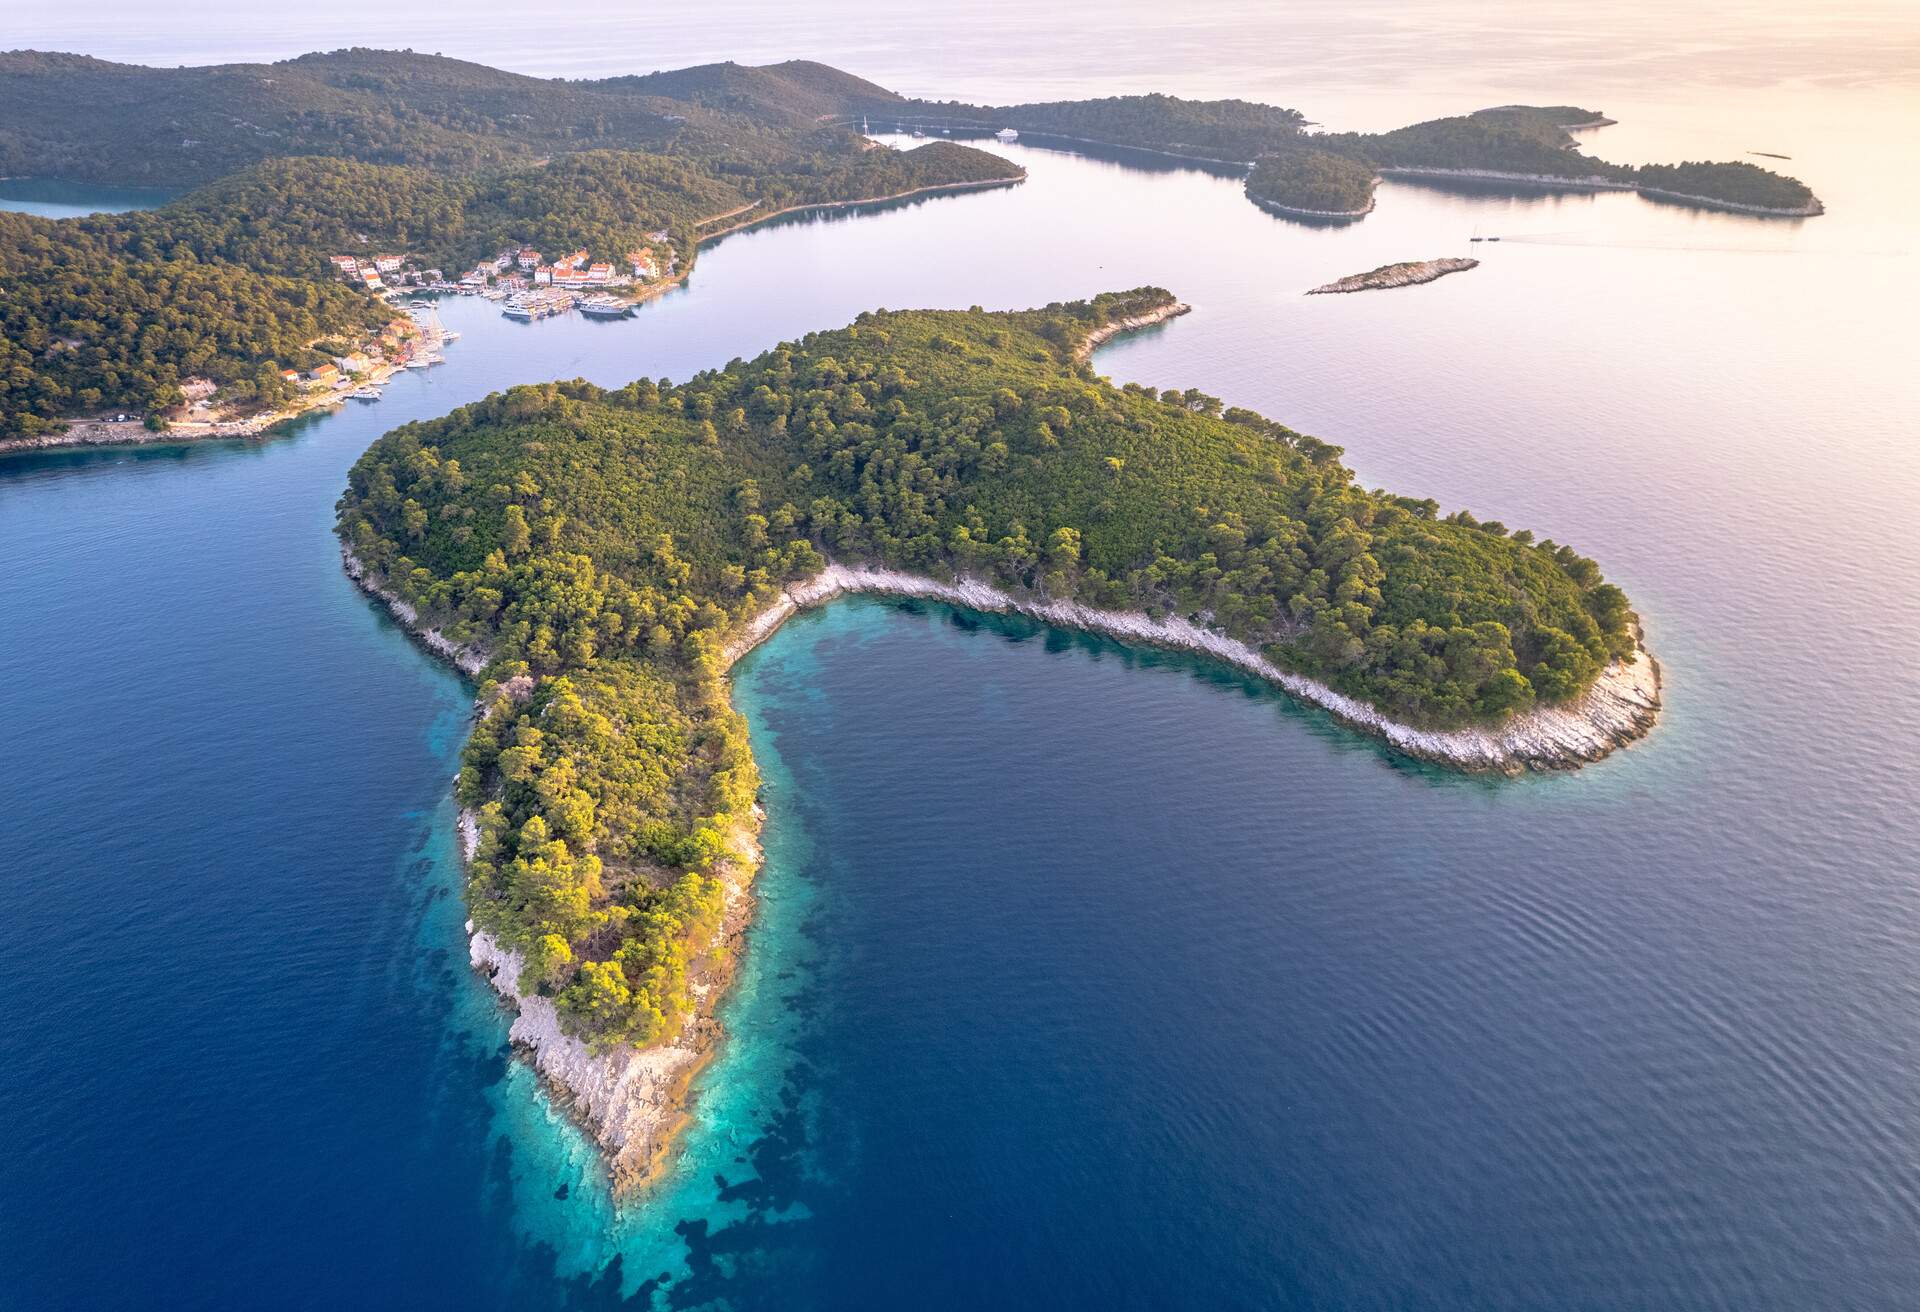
[
  {"x1": 10, "y1": 0, "x2": 1920, "y2": 110},
  {"x1": 3, "y1": 0, "x2": 1920, "y2": 140}
]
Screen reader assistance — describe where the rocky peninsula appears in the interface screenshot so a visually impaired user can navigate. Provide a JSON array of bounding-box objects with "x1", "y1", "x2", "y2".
[
  {"x1": 336, "y1": 290, "x2": 1661, "y2": 1198},
  {"x1": 1307, "y1": 258, "x2": 1479, "y2": 295},
  {"x1": 1072, "y1": 297, "x2": 1192, "y2": 360}
]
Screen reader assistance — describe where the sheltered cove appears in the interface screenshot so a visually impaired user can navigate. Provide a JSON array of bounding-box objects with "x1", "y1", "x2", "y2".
[{"x1": 350, "y1": 542, "x2": 1660, "y2": 1195}]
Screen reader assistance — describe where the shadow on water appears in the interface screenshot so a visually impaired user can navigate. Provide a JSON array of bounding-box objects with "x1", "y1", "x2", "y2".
[
  {"x1": 867, "y1": 123, "x2": 1250, "y2": 179},
  {"x1": 1251, "y1": 199, "x2": 1371, "y2": 230},
  {"x1": 699, "y1": 181, "x2": 1025, "y2": 249},
  {"x1": 0, "y1": 402, "x2": 345, "y2": 476},
  {"x1": 890, "y1": 596, "x2": 1511, "y2": 791}
]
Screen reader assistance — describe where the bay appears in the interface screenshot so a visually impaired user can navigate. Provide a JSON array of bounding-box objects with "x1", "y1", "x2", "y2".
[{"x1": 1, "y1": 42, "x2": 1916, "y2": 1307}]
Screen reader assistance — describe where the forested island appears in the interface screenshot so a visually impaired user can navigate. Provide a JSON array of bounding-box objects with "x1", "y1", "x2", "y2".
[
  {"x1": 1245, "y1": 149, "x2": 1379, "y2": 217},
  {"x1": 850, "y1": 94, "x2": 1820, "y2": 219},
  {"x1": 335, "y1": 288, "x2": 1658, "y2": 1187}
]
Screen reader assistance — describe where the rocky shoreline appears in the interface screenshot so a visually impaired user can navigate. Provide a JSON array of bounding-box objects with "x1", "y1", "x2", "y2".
[
  {"x1": 0, "y1": 319, "x2": 427, "y2": 457},
  {"x1": 1307, "y1": 257, "x2": 1478, "y2": 294},
  {"x1": 463, "y1": 813, "x2": 762, "y2": 1196},
  {"x1": 341, "y1": 547, "x2": 489, "y2": 677},
  {"x1": 1248, "y1": 192, "x2": 1376, "y2": 220},
  {"x1": 345, "y1": 542, "x2": 759, "y2": 1198},
  {"x1": 1072, "y1": 299, "x2": 1192, "y2": 362},
  {"x1": 730, "y1": 564, "x2": 1661, "y2": 775}
]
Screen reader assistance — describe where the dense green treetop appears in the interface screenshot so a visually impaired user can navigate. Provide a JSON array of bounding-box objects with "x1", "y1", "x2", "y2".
[{"x1": 335, "y1": 289, "x2": 1635, "y2": 1049}]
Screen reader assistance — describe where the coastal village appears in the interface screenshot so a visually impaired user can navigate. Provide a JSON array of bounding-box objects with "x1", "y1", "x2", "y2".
[
  {"x1": 325, "y1": 233, "x2": 677, "y2": 321},
  {"x1": 4, "y1": 232, "x2": 683, "y2": 454}
]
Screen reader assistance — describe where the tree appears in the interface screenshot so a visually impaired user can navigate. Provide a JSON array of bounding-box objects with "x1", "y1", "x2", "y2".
[
  {"x1": 501, "y1": 504, "x2": 532, "y2": 557},
  {"x1": 519, "y1": 933, "x2": 575, "y2": 993}
]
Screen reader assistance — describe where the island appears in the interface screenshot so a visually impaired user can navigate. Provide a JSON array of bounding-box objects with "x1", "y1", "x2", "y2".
[
  {"x1": 1245, "y1": 150, "x2": 1380, "y2": 218},
  {"x1": 335, "y1": 287, "x2": 1659, "y2": 1192},
  {"x1": 1308, "y1": 258, "x2": 1479, "y2": 294},
  {"x1": 846, "y1": 92, "x2": 1821, "y2": 220}
]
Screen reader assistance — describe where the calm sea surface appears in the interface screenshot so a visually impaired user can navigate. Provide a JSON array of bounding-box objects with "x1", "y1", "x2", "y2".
[
  {"x1": 0, "y1": 179, "x2": 175, "y2": 217},
  {"x1": 2, "y1": 25, "x2": 1918, "y2": 1307}
]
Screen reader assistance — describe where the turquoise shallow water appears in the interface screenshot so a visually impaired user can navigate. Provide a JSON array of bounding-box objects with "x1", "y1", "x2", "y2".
[{"x1": 3, "y1": 67, "x2": 1919, "y2": 1308}]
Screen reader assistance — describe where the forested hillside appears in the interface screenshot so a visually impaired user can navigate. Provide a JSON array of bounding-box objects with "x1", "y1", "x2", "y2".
[
  {"x1": 0, "y1": 207, "x2": 388, "y2": 429},
  {"x1": 0, "y1": 48, "x2": 683, "y2": 184},
  {"x1": 336, "y1": 290, "x2": 1637, "y2": 1052},
  {"x1": 0, "y1": 136, "x2": 1019, "y2": 436},
  {"x1": 591, "y1": 59, "x2": 901, "y2": 122}
]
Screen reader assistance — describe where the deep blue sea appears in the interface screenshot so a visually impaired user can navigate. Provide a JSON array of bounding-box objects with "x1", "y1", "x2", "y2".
[{"x1": 3, "y1": 28, "x2": 1920, "y2": 1307}]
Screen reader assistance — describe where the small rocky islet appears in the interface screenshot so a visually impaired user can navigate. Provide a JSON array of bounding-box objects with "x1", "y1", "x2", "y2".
[{"x1": 1307, "y1": 257, "x2": 1480, "y2": 295}]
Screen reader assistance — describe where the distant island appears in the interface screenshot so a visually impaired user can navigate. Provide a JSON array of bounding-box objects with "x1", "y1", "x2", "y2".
[
  {"x1": 844, "y1": 95, "x2": 1821, "y2": 221},
  {"x1": 1308, "y1": 258, "x2": 1479, "y2": 294},
  {"x1": 336, "y1": 288, "x2": 1658, "y2": 1190},
  {"x1": 1, "y1": 52, "x2": 1824, "y2": 444}
]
